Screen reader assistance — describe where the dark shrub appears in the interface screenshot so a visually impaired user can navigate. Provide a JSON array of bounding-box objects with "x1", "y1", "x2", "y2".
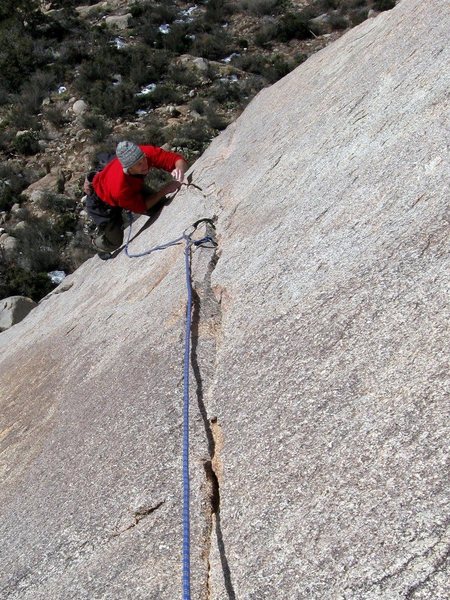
[
  {"x1": 158, "y1": 23, "x2": 194, "y2": 54},
  {"x1": 329, "y1": 13, "x2": 348, "y2": 30},
  {"x1": 14, "y1": 132, "x2": 40, "y2": 156},
  {"x1": 87, "y1": 81, "x2": 138, "y2": 118},
  {"x1": 44, "y1": 106, "x2": 68, "y2": 128},
  {"x1": 205, "y1": 0, "x2": 233, "y2": 23},
  {"x1": 348, "y1": 7, "x2": 369, "y2": 25},
  {"x1": 254, "y1": 22, "x2": 278, "y2": 47},
  {"x1": 189, "y1": 98, "x2": 207, "y2": 115},
  {"x1": 0, "y1": 265, "x2": 55, "y2": 302},
  {"x1": 209, "y1": 80, "x2": 247, "y2": 105},
  {"x1": 165, "y1": 120, "x2": 212, "y2": 154},
  {"x1": 36, "y1": 191, "x2": 75, "y2": 213},
  {"x1": 0, "y1": 184, "x2": 16, "y2": 212},
  {"x1": 82, "y1": 114, "x2": 112, "y2": 143},
  {"x1": 19, "y1": 70, "x2": 56, "y2": 115},
  {"x1": 276, "y1": 13, "x2": 314, "y2": 42},
  {"x1": 139, "y1": 84, "x2": 183, "y2": 110},
  {"x1": 55, "y1": 213, "x2": 78, "y2": 236},
  {"x1": 373, "y1": 0, "x2": 395, "y2": 10},
  {"x1": 168, "y1": 64, "x2": 201, "y2": 88},
  {"x1": 0, "y1": 24, "x2": 36, "y2": 92},
  {"x1": 240, "y1": 0, "x2": 283, "y2": 16},
  {"x1": 7, "y1": 103, "x2": 40, "y2": 131},
  {"x1": 192, "y1": 31, "x2": 235, "y2": 61},
  {"x1": 205, "y1": 106, "x2": 228, "y2": 130},
  {"x1": 123, "y1": 116, "x2": 166, "y2": 147},
  {"x1": 64, "y1": 230, "x2": 96, "y2": 271},
  {"x1": 14, "y1": 215, "x2": 60, "y2": 272},
  {"x1": 128, "y1": 47, "x2": 170, "y2": 87}
]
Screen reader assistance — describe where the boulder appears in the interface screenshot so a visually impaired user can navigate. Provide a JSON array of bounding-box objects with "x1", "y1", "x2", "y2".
[
  {"x1": 10, "y1": 203, "x2": 21, "y2": 215},
  {"x1": 309, "y1": 12, "x2": 334, "y2": 35},
  {"x1": 192, "y1": 57, "x2": 209, "y2": 72},
  {"x1": 0, "y1": 2, "x2": 448, "y2": 598},
  {"x1": 104, "y1": 14, "x2": 132, "y2": 30},
  {"x1": 72, "y1": 100, "x2": 88, "y2": 116},
  {"x1": 0, "y1": 296, "x2": 37, "y2": 331},
  {"x1": 22, "y1": 170, "x2": 63, "y2": 198},
  {"x1": 29, "y1": 189, "x2": 47, "y2": 203}
]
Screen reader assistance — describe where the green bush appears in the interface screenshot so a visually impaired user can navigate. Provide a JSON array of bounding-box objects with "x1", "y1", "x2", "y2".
[
  {"x1": 35, "y1": 191, "x2": 75, "y2": 213},
  {"x1": 328, "y1": 13, "x2": 348, "y2": 29},
  {"x1": 19, "y1": 70, "x2": 56, "y2": 115},
  {"x1": 0, "y1": 24, "x2": 37, "y2": 93},
  {"x1": 82, "y1": 113, "x2": 112, "y2": 143},
  {"x1": 239, "y1": 0, "x2": 283, "y2": 16},
  {"x1": 254, "y1": 22, "x2": 278, "y2": 47},
  {"x1": 204, "y1": 0, "x2": 233, "y2": 23},
  {"x1": 55, "y1": 213, "x2": 78, "y2": 236},
  {"x1": 0, "y1": 265, "x2": 55, "y2": 302},
  {"x1": 7, "y1": 102, "x2": 40, "y2": 131},
  {"x1": 165, "y1": 120, "x2": 212, "y2": 155},
  {"x1": 192, "y1": 31, "x2": 235, "y2": 61},
  {"x1": 14, "y1": 215, "x2": 61, "y2": 272},
  {"x1": 64, "y1": 229, "x2": 96, "y2": 271},
  {"x1": 209, "y1": 80, "x2": 247, "y2": 105},
  {"x1": 348, "y1": 7, "x2": 369, "y2": 25},
  {"x1": 13, "y1": 132, "x2": 40, "y2": 155},
  {"x1": 373, "y1": 0, "x2": 395, "y2": 10},
  {"x1": 130, "y1": 1, "x2": 178, "y2": 24},
  {"x1": 123, "y1": 116, "x2": 166, "y2": 147},
  {"x1": 0, "y1": 184, "x2": 16, "y2": 212},
  {"x1": 276, "y1": 13, "x2": 314, "y2": 42},
  {"x1": 162, "y1": 23, "x2": 195, "y2": 53},
  {"x1": 44, "y1": 106, "x2": 68, "y2": 128},
  {"x1": 88, "y1": 81, "x2": 138, "y2": 118},
  {"x1": 189, "y1": 97, "x2": 207, "y2": 115},
  {"x1": 205, "y1": 106, "x2": 228, "y2": 130},
  {"x1": 139, "y1": 84, "x2": 182, "y2": 110},
  {"x1": 167, "y1": 64, "x2": 201, "y2": 88}
]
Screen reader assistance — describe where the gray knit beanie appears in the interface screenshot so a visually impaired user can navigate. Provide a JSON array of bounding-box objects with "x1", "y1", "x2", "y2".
[{"x1": 116, "y1": 141, "x2": 145, "y2": 170}]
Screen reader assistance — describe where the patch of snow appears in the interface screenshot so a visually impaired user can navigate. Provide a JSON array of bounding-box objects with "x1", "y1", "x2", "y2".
[
  {"x1": 112, "y1": 37, "x2": 126, "y2": 49},
  {"x1": 136, "y1": 83, "x2": 157, "y2": 97},
  {"x1": 219, "y1": 75, "x2": 239, "y2": 83},
  {"x1": 181, "y1": 6, "x2": 197, "y2": 17},
  {"x1": 112, "y1": 74, "x2": 122, "y2": 87},
  {"x1": 222, "y1": 53, "x2": 240, "y2": 63},
  {"x1": 179, "y1": 6, "x2": 198, "y2": 22},
  {"x1": 159, "y1": 24, "x2": 170, "y2": 34},
  {"x1": 48, "y1": 270, "x2": 66, "y2": 284}
]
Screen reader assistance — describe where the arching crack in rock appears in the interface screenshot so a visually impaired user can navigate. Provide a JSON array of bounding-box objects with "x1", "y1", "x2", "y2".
[
  {"x1": 189, "y1": 228, "x2": 236, "y2": 599},
  {"x1": 110, "y1": 501, "x2": 165, "y2": 538}
]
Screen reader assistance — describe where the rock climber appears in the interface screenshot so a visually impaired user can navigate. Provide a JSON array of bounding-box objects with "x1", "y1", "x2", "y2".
[{"x1": 84, "y1": 140, "x2": 188, "y2": 254}]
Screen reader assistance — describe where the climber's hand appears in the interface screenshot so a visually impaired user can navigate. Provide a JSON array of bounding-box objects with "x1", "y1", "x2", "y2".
[{"x1": 162, "y1": 180, "x2": 182, "y2": 195}]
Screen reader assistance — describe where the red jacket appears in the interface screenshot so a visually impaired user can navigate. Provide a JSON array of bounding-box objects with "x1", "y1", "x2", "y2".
[{"x1": 93, "y1": 145, "x2": 184, "y2": 213}]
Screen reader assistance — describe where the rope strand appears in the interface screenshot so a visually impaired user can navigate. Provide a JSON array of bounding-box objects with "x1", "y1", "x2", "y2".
[{"x1": 125, "y1": 213, "x2": 216, "y2": 600}]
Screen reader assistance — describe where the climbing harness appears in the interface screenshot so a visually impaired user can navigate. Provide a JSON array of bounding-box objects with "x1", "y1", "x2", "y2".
[{"x1": 125, "y1": 212, "x2": 216, "y2": 600}]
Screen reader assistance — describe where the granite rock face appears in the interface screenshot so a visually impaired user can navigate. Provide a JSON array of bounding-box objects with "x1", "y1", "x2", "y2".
[{"x1": 0, "y1": 1, "x2": 449, "y2": 598}]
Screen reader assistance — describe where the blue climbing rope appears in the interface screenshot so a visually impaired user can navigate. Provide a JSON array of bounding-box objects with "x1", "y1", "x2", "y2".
[
  {"x1": 125, "y1": 212, "x2": 216, "y2": 600},
  {"x1": 182, "y1": 235, "x2": 193, "y2": 600}
]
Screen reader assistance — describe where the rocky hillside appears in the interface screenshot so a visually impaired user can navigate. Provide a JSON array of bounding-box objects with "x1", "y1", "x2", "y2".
[
  {"x1": 0, "y1": 0, "x2": 448, "y2": 598},
  {"x1": 0, "y1": 0, "x2": 397, "y2": 302}
]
